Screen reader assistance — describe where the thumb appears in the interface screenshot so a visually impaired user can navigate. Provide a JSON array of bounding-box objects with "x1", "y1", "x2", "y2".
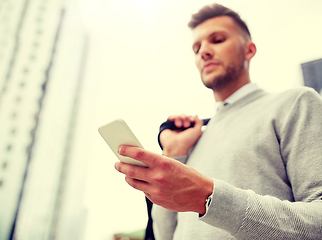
[
  {"x1": 193, "y1": 115, "x2": 204, "y2": 130},
  {"x1": 183, "y1": 115, "x2": 203, "y2": 137}
]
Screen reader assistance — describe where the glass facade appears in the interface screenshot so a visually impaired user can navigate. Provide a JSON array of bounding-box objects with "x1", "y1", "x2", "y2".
[{"x1": 0, "y1": 0, "x2": 88, "y2": 239}]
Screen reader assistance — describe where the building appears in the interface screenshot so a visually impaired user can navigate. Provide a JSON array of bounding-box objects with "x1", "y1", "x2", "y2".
[
  {"x1": 0, "y1": 0, "x2": 89, "y2": 239},
  {"x1": 301, "y1": 58, "x2": 322, "y2": 94}
]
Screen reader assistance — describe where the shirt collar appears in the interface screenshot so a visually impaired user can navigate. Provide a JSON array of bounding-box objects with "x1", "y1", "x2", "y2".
[{"x1": 215, "y1": 83, "x2": 259, "y2": 111}]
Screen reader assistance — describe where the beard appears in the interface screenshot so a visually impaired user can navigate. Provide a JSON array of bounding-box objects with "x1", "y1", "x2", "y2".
[{"x1": 202, "y1": 51, "x2": 245, "y2": 91}]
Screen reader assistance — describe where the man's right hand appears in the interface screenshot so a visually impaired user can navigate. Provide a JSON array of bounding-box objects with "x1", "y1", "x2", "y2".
[{"x1": 160, "y1": 115, "x2": 204, "y2": 157}]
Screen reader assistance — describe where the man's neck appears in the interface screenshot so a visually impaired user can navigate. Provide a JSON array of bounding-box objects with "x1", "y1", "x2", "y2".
[{"x1": 213, "y1": 75, "x2": 251, "y2": 102}]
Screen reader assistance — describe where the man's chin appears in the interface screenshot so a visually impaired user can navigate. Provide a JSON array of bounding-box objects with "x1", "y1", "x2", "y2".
[
  {"x1": 202, "y1": 74, "x2": 217, "y2": 88},
  {"x1": 202, "y1": 75, "x2": 221, "y2": 89},
  {"x1": 202, "y1": 81, "x2": 216, "y2": 90},
  {"x1": 202, "y1": 75, "x2": 233, "y2": 91}
]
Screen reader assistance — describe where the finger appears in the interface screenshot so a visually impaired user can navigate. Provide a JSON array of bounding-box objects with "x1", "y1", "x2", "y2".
[
  {"x1": 177, "y1": 114, "x2": 188, "y2": 128},
  {"x1": 181, "y1": 114, "x2": 194, "y2": 127},
  {"x1": 178, "y1": 115, "x2": 192, "y2": 128},
  {"x1": 182, "y1": 116, "x2": 203, "y2": 136},
  {"x1": 167, "y1": 115, "x2": 175, "y2": 121},
  {"x1": 118, "y1": 145, "x2": 162, "y2": 167},
  {"x1": 174, "y1": 117, "x2": 183, "y2": 128},
  {"x1": 183, "y1": 118, "x2": 191, "y2": 128},
  {"x1": 115, "y1": 161, "x2": 149, "y2": 181},
  {"x1": 125, "y1": 176, "x2": 151, "y2": 192},
  {"x1": 167, "y1": 114, "x2": 186, "y2": 121},
  {"x1": 185, "y1": 115, "x2": 200, "y2": 128},
  {"x1": 193, "y1": 115, "x2": 204, "y2": 129},
  {"x1": 168, "y1": 114, "x2": 187, "y2": 128},
  {"x1": 168, "y1": 114, "x2": 198, "y2": 129}
]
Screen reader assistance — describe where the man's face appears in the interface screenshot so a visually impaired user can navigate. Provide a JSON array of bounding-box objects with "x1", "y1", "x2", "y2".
[{"x1": 192, "y1": 16, "x2": 247, "y2": 91}]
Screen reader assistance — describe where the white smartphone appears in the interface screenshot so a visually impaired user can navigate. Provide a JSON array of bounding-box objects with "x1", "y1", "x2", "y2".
[{"x1": 98, "y1": 119, "x2": 147, "y2": 167}]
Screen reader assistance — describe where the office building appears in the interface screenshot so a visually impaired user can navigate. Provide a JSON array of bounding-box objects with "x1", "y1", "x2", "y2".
[{"x1": 0, "y1": 0, "x2": 89, "y2": 239}]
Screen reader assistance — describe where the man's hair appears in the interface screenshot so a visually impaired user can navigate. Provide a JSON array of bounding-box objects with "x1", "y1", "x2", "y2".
[{"x1": 188, "y1": 3, "x2": 251, "y2": 39}]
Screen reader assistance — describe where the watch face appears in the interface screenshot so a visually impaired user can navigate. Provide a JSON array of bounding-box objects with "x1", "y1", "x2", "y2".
[{"x1": 206, "y1": 195, "x2": 212, "y2": 207}]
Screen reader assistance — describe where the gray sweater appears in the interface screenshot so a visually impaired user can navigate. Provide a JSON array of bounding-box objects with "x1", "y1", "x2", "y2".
[{"x1": 152, "y1": 87, "x2": 322, "y2": 239}]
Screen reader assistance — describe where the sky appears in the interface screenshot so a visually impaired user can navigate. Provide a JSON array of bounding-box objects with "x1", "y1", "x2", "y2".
[{"x1": 75, "y1": 0, "x2": 322, "y2": 239}]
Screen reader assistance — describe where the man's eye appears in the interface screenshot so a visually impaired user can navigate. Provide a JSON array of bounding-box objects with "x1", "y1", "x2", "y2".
[
  {"x1": 193, "y1": 47, "x2": 200, "y2": 54},
  {"x1": 213, "y1": 38, "x2": 225, "y2": 43}
]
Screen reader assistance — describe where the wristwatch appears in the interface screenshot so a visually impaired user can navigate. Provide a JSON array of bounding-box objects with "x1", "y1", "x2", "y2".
[{"x1": 200, "y1": 180, "x2": 215, "y2": 217}]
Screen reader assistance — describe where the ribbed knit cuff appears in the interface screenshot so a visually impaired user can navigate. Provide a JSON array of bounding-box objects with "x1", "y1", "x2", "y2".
[
  {"x1": 173, "y1": 155, "x2": 188, "y2": 164},
  {"x1": 199, "y1": 180, "x2": 249, "y2": 235}
]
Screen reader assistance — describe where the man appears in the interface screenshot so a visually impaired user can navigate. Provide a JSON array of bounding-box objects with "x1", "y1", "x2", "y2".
[{"x1": 115, "y1": 3, "x2": 322, "y2": 239}]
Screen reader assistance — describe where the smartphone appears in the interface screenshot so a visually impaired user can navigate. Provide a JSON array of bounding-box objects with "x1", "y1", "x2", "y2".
[{"x1": 98, "y1": 119, "x2": 147, "y2": 167}]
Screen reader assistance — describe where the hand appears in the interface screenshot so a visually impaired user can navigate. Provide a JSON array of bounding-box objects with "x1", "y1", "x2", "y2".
[
  {"x1": 115, "y1": 145, "x2": 214, "y2": 215},
  {"x1": 160, "y1": 115, "x2": 204, "y2": 157}
]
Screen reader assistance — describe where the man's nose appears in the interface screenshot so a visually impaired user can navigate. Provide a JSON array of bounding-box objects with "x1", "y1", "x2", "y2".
[{"x1": 201, "y1": 45, "x2": 214, "y2": 60}]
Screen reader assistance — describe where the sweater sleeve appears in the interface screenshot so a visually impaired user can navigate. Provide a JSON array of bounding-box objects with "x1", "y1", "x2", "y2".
[
  {"x1": 200, "y1": 88, "x2": 322, "y2": 239},
  {"x1": 201, "y1": 180, "x2": 322, "y2": 239}
]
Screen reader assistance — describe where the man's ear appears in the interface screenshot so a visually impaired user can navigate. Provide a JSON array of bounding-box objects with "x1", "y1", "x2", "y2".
[{"x1": 245, "y1": 41, "x2": 256, "y2": 61}]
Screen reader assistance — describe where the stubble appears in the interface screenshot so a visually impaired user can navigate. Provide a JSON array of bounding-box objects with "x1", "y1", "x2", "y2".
[{"x1": 203, "y1": 49, "x2": 245, "y2": 91}]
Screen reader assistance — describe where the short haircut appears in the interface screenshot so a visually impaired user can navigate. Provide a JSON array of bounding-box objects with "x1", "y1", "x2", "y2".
[{"x1": 188, "y1": 3, "x2": 251, "y2": 39}]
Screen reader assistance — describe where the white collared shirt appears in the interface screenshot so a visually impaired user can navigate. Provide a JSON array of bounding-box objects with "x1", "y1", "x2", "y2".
[{"x1": 215, "y1": 83, "x2": 259, "y2": 112}]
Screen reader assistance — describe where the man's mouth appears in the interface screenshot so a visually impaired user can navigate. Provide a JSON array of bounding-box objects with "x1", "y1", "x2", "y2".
[{"x1": 203, "y1": 62, "x2": 220, "y2": 73}]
